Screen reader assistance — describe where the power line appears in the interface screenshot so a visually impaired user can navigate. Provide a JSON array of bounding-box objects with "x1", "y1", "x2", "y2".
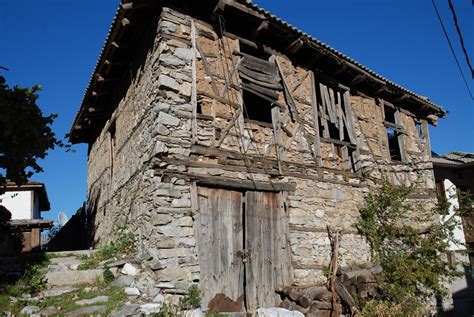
[
  {"x1": 447, "y1": 0, "x2": 474, "y2": 78},
  {"x1": 431, "y1": 0, "x2": 474, "y2": 100}
]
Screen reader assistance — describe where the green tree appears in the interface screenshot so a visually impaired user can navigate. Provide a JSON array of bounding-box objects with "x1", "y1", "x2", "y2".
[{"x1": 0, "y1": 78, "x2": 62, "y2": 192}]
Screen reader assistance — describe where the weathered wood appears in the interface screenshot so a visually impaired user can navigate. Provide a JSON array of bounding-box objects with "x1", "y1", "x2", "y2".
[
  {"x1": 299, "y1": 287, "x2": 333, "y2": 308},
  {"x1": 220, "y1": 56, "x2": 242, "y2": 98},
  {"x1": 285, "y1": 37, "x2": 304, "y2": 55},
  {"x1": 394, "y1": 109, "x2": 407, "y2": 162},
  {"x1": 197, "y1": 90, "x2": 240, "y2": 109},
  {"x1": 195, "y1": 187, "x2": 244, "y2": 309},
  {"x1": 195, "y1": 41, "x2": 219, "y2": 95},
  {"x1": 274, "y1": 57, "x2": 300, "y2": 120},
  {"x1": 246, "y1": 191, "x2": 290, "y2": 310},
  {"x1": 194, "y1": 174, "x2": 296, "y2": 192},
  {"x1": 241, "y1": 85, "x2": 284, "y2": 109},
  {"x1": 241, "y1": 82, "x2": 279, "y2": 99},
  {"x1": 216, "y1": 108, "x2": 242, "y2": 147},
  {"x1": 272, "y1": 107, "x2": 283, "y2": 174},
  {"x1": 421, "y1": 120, "x2": 431, "y2": 157},
  {"x1": 239, "y1": 71, "x2": 282, "y2": 90},
  {"x1": 335, "y1": 280, "x2": 360, "y2": 315},
  {"x1": 291, "y1": 71, "x2": 309, "y2": 94},
  {"x1": 191, "y1": 20, "x2": 198, "y2": 144},
  {"x1": 310, "y1": 72, "x2": 322, "y2": 166},
  {"x1": 238, "y1": 52, "x2": 279, "y2": 75},
  {"x1": 239, "y1": 64, "x2": 282, "y2": 85}
]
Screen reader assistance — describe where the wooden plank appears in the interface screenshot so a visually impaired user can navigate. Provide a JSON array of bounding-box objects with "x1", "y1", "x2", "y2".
[
  {"x1": 237, "y1": 52, "x2": 278, "y2": 75},
  {"x1": 197, "y1": 90, "x2": 240, "y2": 109},
  {"x1": 329, "y1": 87, "x2": 338, "y2": 128},
  {"x1": 241, "y1": 82, "x2": 279, "y2": 99},
  {"x1": 241, "y1": 85, "x2": 284, "y2": 109},
  {"x1": 191, "y1": 20, "x2": 198, "y2": 144},
  {"x1": 394, "y1": 109, "x2": 407, "y2": 162},
  {"x1": 274, "y1": 57, "x2": 299, "y2": 118},
  {"x1": 196, "y1": 187, "x2": 244, "y2": 311},
  {"x1": 320, "y1": 84, "x2": 336, "y2": 124},
  {"x1": 239, "y1": 64, "x2": 282, "y2": 85},
  {"x1": 239, "y1": 72, "x2": 282, "y2": 90},
  {"x1": 195, "y1": 41, "x2": 219, "y2": 96},
  {"x1": 272, "y1": 107, "x2": 283, "y2": 174},
  {"x1": 220, "y1": 56, "x2": 242, "y2": 98},
  {"x1": 310, "y1": 72, "x2": 322, "y2": 166},
  {"x1": 291, "y1": 71, "x2": 309, "y2": 94},
  {"x1": 342, "y1": 91, "x2": 357, "y2": 144},
  {"x1": 195, "y1": 175, "x2": 296, "y2": 192},
  {"x1": 245, "y1": 192, "x2": 290, "y2": 311},
  {"x1": 342, "y1": 91, "x2": 361, "y2": 172},
  {"x1": 216, "y1": 108, "x2": 242, "y2": 147}
]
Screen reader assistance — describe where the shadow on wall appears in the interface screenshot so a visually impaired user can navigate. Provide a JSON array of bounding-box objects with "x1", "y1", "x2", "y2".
[{"x1": 47, "y1": 203, "x2": 94, "y2": 252}]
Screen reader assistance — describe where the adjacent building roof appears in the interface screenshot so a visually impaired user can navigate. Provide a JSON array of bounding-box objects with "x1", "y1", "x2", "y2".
[
  {"x1": 8, "y1": 219, "x2": 53, "y2": 231},
  {"x1": 432, "y1": 151, "x2": 474, "y2": 168},
  {"x1": 69, "y1": 0, "x2": 446, "y2": 144},
  {"x1": 1, "y1": 181, "x2": 51, "y2": 212}
]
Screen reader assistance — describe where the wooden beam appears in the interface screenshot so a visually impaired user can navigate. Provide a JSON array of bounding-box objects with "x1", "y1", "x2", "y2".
[
  {"x1": 256, "y1": 20, "x2": 270, "y2": 36},
  {"x1": 194, "y1": 174, "x2": 296, "y2": 192},
  {"x1": 197, "y1": 90, "x2": 240, "y2": 109},
  {"x1": 272, "y1": 107, "x2": 283, "y2": 174},
  {"x1": 285, "y1": 37, "x2": 304, "y2": 55},
  {"x1": 310, "y1": 71, "x2": 322, "y2": 166},
  {"x1": 350, "y1": 73, "x2": 367, "y2": 86}
]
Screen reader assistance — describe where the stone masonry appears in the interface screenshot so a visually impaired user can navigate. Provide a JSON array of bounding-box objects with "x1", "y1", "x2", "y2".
[{"x1": 73, "y1": 2, "x2": 443, "y2": 311}]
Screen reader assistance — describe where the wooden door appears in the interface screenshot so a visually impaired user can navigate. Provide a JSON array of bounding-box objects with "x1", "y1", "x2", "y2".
[
  {"x1": 245, "y1": 191, "x2": 291, "y2": 311},
  {"x1": 194, "y1": 187, "x2": 291, "y2": 312},
  {"x1": 195, "y1": 187, "x2": 245, "y2": 311}
]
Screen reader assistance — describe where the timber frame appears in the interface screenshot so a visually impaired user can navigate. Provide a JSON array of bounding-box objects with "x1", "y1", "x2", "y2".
[{"x1": 69, "y1": 0, "x2": 445, "y2": 144}]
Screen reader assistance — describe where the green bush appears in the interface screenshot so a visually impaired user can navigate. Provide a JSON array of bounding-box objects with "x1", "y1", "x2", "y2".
[{"x1": 356, "y1": 180, "x2": 470, "y2": 315}]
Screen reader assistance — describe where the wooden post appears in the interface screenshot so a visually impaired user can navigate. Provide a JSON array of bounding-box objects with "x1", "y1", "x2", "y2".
[
  {"x1": 421, "y1": 120, "x2": 431, "y2": 159},
  {"x1": 394, "y1": 109, "x2": 407, "y2": 162},
  {"x1": 191, "y1": 20, "x2": 198, "y2": 144},
  {"x1": 272, "y1": 107, "x2": 283, "y2": 175},
  {"x1": 310, "y1": 71, "x2": 322, "y2": 167}
]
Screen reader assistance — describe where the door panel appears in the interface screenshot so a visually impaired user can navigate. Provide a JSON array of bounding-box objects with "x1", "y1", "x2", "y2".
[
  {"x1": 245, "y1": 191, "x2": 291, "y2": 311},
  {"x1": 195, "y1": 187, "x2": 244, "y2": 310}
]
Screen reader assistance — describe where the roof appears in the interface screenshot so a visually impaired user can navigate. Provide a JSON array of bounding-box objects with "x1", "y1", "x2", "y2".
[
  {"x1": 1, "y1": 181, "x2": 51, "y2": 212},
  {"x1": 69, "y1": 0, "x2": 446, "y2": 144},
  {"x1": 432, "y1": 151, "x2": 474, "y2": 168},
  {"x1": 8, "y1": 219, "x2": 53, "y2": 231}
]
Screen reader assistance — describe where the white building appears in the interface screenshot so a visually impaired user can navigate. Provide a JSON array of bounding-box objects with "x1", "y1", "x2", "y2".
[{"x1": 0, "y1": 182, "x2": 52, "y2": 253}]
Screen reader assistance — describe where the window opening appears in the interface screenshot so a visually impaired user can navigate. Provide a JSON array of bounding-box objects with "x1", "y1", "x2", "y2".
[
  {"x1": 242, "y1": 89, "x2": 273, "y2": 125},
  {"x1": 384, "y1": 105, "x2": 403, "y2": 162},
  {"x1": 386, "y1": 127, "x2": 402, "y2": 161}
]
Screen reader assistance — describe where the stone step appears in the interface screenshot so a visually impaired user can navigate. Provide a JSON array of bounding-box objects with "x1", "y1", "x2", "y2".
[{"x1": 45, "y1": 269, "x2": 104, "y2": 286}]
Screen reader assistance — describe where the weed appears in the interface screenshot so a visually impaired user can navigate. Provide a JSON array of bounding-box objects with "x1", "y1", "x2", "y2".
[{"x1": 103, "y1": 268, "x2": 115, "y2": 284}]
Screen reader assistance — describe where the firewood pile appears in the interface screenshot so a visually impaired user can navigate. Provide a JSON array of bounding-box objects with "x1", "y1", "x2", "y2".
[
  {"x1": 277, "y1": 285, "x2": 342, "y2": 316},
  {"x1": 276, "y1": 266, "x2": 383, "y2": 316},
  {"x1": 339, "y1": 266, "x2": 382, "y2": 302}
]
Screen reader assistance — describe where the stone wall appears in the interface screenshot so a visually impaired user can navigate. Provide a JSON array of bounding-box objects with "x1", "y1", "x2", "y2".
[{"x1": 86, "y1": 5, "x2": 438, "y2": 293}]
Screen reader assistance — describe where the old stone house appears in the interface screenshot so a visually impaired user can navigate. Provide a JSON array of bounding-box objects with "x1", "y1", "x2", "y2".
[{"x1": 69, "y1": 0, "x2": 446, "y2": 312}]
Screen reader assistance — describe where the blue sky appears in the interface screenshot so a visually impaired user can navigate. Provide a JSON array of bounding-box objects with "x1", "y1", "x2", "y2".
[{"x1": 1, "y1": 0, "x2": 472, "y2": 221}]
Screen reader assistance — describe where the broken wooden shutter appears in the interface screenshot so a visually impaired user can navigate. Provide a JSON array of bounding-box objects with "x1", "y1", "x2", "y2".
[
  {"x1": 195, "y1": 187, "x2": 245, "y2": 311},
  {"x1": 245, "y1": 191, "x2": 291, "y2": 311},
  {"x1": 238, "y1": 52, "x2": 282, "y2": 104}
]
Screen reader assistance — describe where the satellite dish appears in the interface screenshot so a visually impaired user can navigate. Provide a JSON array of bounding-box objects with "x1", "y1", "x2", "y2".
[{"x1": 58, "y1": 212, "x2": 69, "y2": 226}]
